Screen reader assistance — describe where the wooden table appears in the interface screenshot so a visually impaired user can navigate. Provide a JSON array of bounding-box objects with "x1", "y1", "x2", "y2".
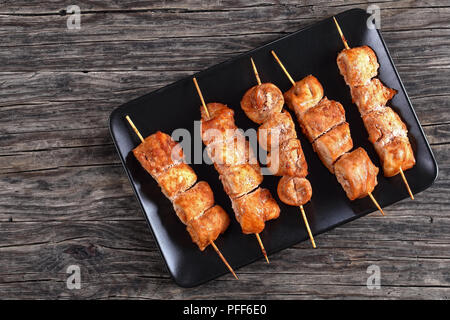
[{"x1": 1, "y1": 1, "x2": 449, "y2": 299}]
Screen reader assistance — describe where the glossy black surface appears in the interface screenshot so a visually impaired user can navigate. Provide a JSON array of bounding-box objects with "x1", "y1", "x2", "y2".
[{"x1": 109, "y1": 9, "x2": 438, "y2": 287}]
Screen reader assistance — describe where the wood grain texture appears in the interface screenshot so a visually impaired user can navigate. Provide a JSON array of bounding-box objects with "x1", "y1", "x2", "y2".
[{"x1": 0, "y1": 0, "x2": 449, "y2": 299}]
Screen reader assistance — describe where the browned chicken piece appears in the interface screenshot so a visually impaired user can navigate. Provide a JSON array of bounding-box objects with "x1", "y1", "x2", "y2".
[
  {"x1": 312, "y1": 122, "x2": 353, "y2": 173},
  {"x1": 374, "y1": 136, "x2": 415, "y2": 177},
  {"x1": 257, "y1": 110, "x2": 297, "y2": 151},
  {"x1": 277, "y1": 176, "x2": 312, "y2": 206},
  {"x1": 232, "y1": 187, "x2": 280, "y2": 234},
  {"x1": 186, "y1": 205, "x2": 230, "y2": 251},
  {"x1": 157, "y1": 163, "x2": 197, "y2": 200},
  {"x1": 337, "y1": 46, "x2": 379, "y2": 87},
  {"x1": 267, "y1": 138, "x2": 308, "y2": 177},
  {"x1": 206, "y1": 134, "x2": 249, "y2": 166},
  {"x1": 200, "y1": 102, "x2": 231, "y2": 120},
  {"x1": 362, "y1": 107, "x2": 408, "y2": 144},
  {"x1": 240, "y1": 83, "x2": 285, "y2": 124},
  {"x1": 133, "y1": 131, "x2": 184, "y2": 178},
  {"x1": 173, "y1": 181, "x2": 214, "y2": 225},
  {"x1": 201, "y1": 103, "x2": 238, "y2": 145},
  {"x1": 350, "y1": 78, "x2": 397, "y2": 115},
  {"x1": 300, "y1": 97, "x2": 346, "y2": 142},
  {"x1": 284, "y1": 75, "x2": 324, "y2": 116},
  {"x1": 219, "y1": 163, "x2": 263, "y2": 198},
  {"x1": 333, "y1": 148, "x2": 379, "y2": 200},
  {"x1": 214, "y1": 139, "x2": 258, "y2": 175}
]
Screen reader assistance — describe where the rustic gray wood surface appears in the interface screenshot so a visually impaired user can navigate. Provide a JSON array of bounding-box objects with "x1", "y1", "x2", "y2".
[{"x1": 0, "y1": 0, "x2": 449, "y2": 299}]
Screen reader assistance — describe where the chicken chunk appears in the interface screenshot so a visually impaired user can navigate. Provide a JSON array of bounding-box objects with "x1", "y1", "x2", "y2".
[
  {"x1": 156, "y1": 163, "x2": 197, "y2": 200},
  {"x1": 206, "y1": 134, "x2": 250, "y2": 166},
  {"x1": 267, "y1": 138, "x2": 308, "y2": 178},
  {"x1": 312, "y1": 122, "x2": 353, "y2": 173},
  {"x1": 374, "y1": 136, "x2": 415, "y2": 177},
  {"x1": 132, "y1": 131, "x2": 184, "y2": 178},
  {"x1": 333, "y1": 148, "x2": 379, "y2": 200},
  {"x1": 284, "y1": 75, "x2": 324, "y2": 116},
  {"x1": 186, "y1": 205, "x2": 230, "y2": 251},
  {"x1": 241, "y1": 83, "x2": 284, "y2": 124},
  {"x1": 257, "y1": 111, "x2": 297, "y2": 151},
  {"x1": 219, "y1": 163, "x2": 263, "y2": 198},
  {"x1": 173, "y1": 181, "x2": 214, "y2": 225},
  {"x1": 300, "y1": 97, "x2": 346, "y2": 142},
  {"x1": 232, "y1": 187, "x2": 280, "y2": 234},
  {"x1": 337, "y1": 46, "x2": 379, "y2": 87},
  {"x1": 350, "y1": 78, "x2": 397, "y2": 115},
  {"x1": 277, "y1": 176, "x2": 312, "y2": 206},
  {"x1": 200, "y1": 102, "x2": 231, "y2": 120},
  {"x1": 201, "y1": 103, "x2": 238, "y2": 145},
  {"x1": 362, "y1": 107, "x2": 408, "y2": 144}
]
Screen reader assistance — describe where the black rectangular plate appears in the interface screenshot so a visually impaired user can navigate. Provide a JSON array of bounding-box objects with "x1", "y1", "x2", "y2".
[{"x1": 109, "y1": 8, "x2": 438, "y2": 287}]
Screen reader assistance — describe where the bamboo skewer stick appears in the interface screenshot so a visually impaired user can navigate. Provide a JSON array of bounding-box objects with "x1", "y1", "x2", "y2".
[
  {"x1": 192, "y1": 77, "x2": 270, "y2": 264},
  {"x1": 271, "y1": 50, "x2": 386, "y2": 217},
  {"x1": 368, "y1": 192, "x2": 385, "y2": 216},
  {"x1": 251, "y1": 57, "x2": 316, "y2": 248},
  {"x1": 332, "y1": 17, "x2": 350, "y2": 50},
  {"x1": 193, "y1": 77, "x2": 210, "y2": 120},
  {"x1": 270, "y1": 51, "x2": 295, "y2": 86},
  {"x1": 250, "y1": 57, "x2": 262, "y2": 86},
  {"x1": 255, "y1": 233, "x2": 270, "y2": 264},
  {"x1": 210, "y1": 241, "x2": 239, "y2": 280},
  {"x1": 399, "y1": 168, "x2": 414, "y2": 200},
  {"x1": 333, "y1": 16, "x2": 414, "y2": 201},
  {"x1": 125, "y1": 115, "x2": 238, "y2": 280},
  {"x1": 299, "y1": 205, "x2": 316, "y2": 248}
]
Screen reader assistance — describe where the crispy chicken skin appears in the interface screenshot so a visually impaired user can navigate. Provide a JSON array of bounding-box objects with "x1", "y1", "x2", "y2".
[
  {"x1": 258, "y1": 111, "x2": 297, "y2": 151},
  {"x1": 337, "y1": 46, "x2": 379, "y2": 87},
  {"x1": 241, "y1": 83, "x2": 284, "y2": 124},
  {"x1": 350, "y1": 78, "x2": 397, "y2": 115},
  {"x1": 173, "y1": 181, "x2": 214, "y2": 225},
  {"x1": 333, "y1": 148, "x2": 379, "y2": 200},
  {"x1": 374, "y1": 136, "x2": 415, "y2": 177},
  {"x1": 300, "y1": 97, "x2": 346, "y2": 142},
  {"x1": 284, "y1": 75, "x2": 324, "y2": 116},
  {"x1": 219, "y1": 163, "x2": 263, "y2": 198},
  {"x1": 362, "y1": 107, "x2": 408, "y2": 144},
  {"x1": 232, "y1": 187, "x2": 280, "y2": 234},
  {"x1": 201, "y1": 103, "x2": 237, "y2": 145},
  {"x1": 277, "y1": 176, "x2": 312, "y2": 206},
  {"x1": 186, "y1": 205, "x2": 230, "y2": 251},
  {"x1": 157, "y1": 163, "x2": 197, "y2": 200},
  {"x1": 133, "y1": 131, "x2": 184, "y2": 178},
  {"x1": 267, "y1": 138, "x2": 308, "y2": 177},
  {"x1": 312, "y1": 122, "x2": 353, "y2": 173}
]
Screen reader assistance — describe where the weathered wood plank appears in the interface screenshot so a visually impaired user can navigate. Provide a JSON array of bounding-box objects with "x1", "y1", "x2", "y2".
[{"x1": 0, "y1": 0, "x2": 449, "y2": 300}]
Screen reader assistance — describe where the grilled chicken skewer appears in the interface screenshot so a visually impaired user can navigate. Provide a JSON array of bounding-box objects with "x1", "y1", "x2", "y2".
[
  {"x1": 271, "y1": 50, "x2": 385, "y2": 215},
  {"x1": 125, "y1": 115, "x2": 238, "y2": 279},
  {"x1": 333, "y1": 16, "x2": 415, "y2": 200},
  {"x1": 240, "y1": 58, "x2": 316, "y2": 248},
  {"x1": 193, "y1": 77, "x2": 281, "y2": 263}
]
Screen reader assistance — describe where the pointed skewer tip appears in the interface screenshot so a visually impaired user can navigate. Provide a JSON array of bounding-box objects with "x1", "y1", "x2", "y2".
[
  {"x1": 255, "y1": 233, "x2": 270, "y2": 264},
  {"x1": 399, "y1": 168, "x2": 414, "y2": 200},
  {"x1": 368, "y1": 192, "x2": 385, "y2": 216},
  {"x1": 210, "y1": 241, "x2": 238, "y2": 280},
  {"x1": 300, "y1": 205, "x2": 317, "y2": 248}
]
